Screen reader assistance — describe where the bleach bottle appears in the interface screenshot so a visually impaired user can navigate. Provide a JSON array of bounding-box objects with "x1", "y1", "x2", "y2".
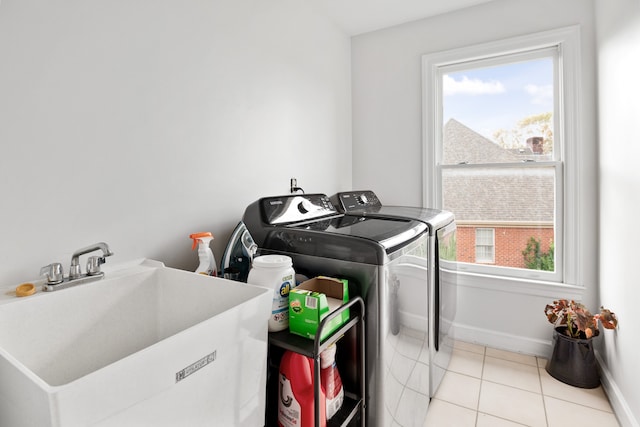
[
  {"x1": 189, "y1": 232, "x2": 217, "y2": 276},
  {"x1": 320, "y1": 344, "x2": 344, "y2": 420},
  {"x1": 278, "y1": 351, "x2": 326, "y2": 427}
]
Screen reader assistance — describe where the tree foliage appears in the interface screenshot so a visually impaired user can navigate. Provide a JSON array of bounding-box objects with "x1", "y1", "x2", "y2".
[
  {"x1": 493, "y1": 112, "x2": 553, "y2": 153},
  {"x1": 522, "y1": 237, "x2": 554, "y2": 271}
]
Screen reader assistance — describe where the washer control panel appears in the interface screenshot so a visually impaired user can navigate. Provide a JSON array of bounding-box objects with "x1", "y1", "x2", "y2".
[
  {"x1": 333, "y1": 190, "x2": 381, "y2": 212},
  {"x1": 260, "y1": 193, "x2": 338, "y2": 225}
]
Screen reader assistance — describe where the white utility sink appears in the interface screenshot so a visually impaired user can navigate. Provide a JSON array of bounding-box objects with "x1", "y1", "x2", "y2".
[{"x1": 0, "y1": 259, "x2": 272, "y2": 427}]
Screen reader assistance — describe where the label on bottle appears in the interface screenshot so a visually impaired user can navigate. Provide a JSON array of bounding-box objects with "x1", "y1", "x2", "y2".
[
  {"x1": 272, "y1": 275, "x2": 294, "y2": 329},
  {"x1": 278, "y1": 373, "x2": 301, "y2": 427}
]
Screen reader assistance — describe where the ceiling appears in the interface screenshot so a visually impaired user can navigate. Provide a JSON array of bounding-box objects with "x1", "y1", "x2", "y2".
[{"x1": 311, "y1": 0, "x2": 496, "y2": 35}]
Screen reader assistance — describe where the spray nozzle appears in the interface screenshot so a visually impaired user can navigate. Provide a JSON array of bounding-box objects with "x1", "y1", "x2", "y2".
[{"x1": 189, "y1": 232, "x2": 214, "y2": 250}]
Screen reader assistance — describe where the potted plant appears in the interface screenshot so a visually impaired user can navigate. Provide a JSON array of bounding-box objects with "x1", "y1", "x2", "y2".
[{"x1": 544, "y1": 299, "x2": 618, "y2": 388}]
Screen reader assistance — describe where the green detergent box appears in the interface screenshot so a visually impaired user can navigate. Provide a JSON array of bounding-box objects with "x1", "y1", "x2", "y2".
[{"x1": 288, "y1": 276, "x2": 350, "y2": 341}]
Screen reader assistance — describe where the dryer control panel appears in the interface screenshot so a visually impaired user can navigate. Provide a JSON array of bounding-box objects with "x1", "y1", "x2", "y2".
[{"x1": 333, "y1": 190, "x2": 381, "y2": 213}]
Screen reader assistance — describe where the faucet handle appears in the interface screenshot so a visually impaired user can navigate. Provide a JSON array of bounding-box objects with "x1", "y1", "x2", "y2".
[
  {"x1": 86, "y1": 256, "x2": 106, "y2": 276},
  {"x1": 40, "y1": 263, "x2": 64, "y2": 285},
  {"x1": 69, "y1": 262, "x2": 81, "y2": 279}
]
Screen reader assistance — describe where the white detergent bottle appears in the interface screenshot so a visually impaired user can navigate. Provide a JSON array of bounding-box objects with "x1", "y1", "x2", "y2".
[
  {"x1": 247, "y1": 255, "x2": 295, "y2": 332},
  {"x1": 189, "y1": 232, "x2": 218, "y2": 276}
]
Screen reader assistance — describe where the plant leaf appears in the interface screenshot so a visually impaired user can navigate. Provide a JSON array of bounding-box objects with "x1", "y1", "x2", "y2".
[{"x1": 598, "y1": 307, "x2": 619, "y2": 329}]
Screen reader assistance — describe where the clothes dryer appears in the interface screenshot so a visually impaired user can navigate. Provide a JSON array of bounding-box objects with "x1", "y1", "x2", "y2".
[{"x1": 331, "y1": 190, "x2": 457, "y2": 398}]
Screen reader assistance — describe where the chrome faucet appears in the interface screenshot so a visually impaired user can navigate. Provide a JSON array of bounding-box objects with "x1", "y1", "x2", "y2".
[
  {"x1": 41, "y1": 242, "x2": 114, "y2": 292},
  {"x1": 40, "y1": 262, "x2": 64, "y2": 285},
  {"x1": 69, "y1": 242, "x2": 114, "y2": 279}
]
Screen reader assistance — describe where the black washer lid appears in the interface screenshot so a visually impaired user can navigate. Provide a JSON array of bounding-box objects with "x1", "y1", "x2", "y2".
[
  {"x1": 331, "y1": 190, "x2": 455, "y2": 234},
  {"x1": 242, "y1": 194, "x2": 427, "y2": 264}
]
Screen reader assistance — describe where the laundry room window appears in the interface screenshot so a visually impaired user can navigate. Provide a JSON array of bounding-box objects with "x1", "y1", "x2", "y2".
[{"x1": 422, "y1": 26, "x2": 581, "y2": 284}]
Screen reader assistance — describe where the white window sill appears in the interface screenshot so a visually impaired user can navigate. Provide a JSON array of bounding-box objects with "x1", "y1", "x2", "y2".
[{"x1": 453, "y1": 269, "x2": 584, "y2": 299}]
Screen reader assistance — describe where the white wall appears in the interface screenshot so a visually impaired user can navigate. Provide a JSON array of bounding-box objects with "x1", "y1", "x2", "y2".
[
  {"x1": 352, "y1": 0, "x2": 598, "y2": 355},
  {"x1": 596, "y1": 1, "x2": 640, "y2": 425},
  {"x1": 0, "y1": 0, "x2": 351, "y2": 285}
]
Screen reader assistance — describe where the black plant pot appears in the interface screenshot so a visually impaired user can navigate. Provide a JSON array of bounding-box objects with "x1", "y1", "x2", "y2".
[{"x1": 546, "y1": 327, "x2": 600, "y2": 388}]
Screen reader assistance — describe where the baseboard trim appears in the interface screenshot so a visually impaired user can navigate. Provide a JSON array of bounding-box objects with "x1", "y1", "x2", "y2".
[
  {"x1": 596, "y1": 351, "x2": 640, "y2": 427},
  {"x1": 453, "y1": 323, "x2": 552, "y2": 357}
]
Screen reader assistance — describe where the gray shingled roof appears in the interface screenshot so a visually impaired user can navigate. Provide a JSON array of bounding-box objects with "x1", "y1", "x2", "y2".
[
  {"x1": 443, "y1": 119, "x2": 554, "y2": 223},
  {"x1": 443, "y1": 119, "x2": 520, "y2": 164}
]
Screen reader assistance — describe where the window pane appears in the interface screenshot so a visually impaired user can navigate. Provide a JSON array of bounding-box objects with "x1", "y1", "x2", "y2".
[
  {"x1": 440, "y1": 53, "x2": 556, "y2": 274},
  {"x1": 475, "y1": 228, "x2": 495, "y2": 263},
  {"x1": 442, "y1": 57, "x2": 554, "y2": 165},
  {"x1": 443, "y1": 165, "x2": 555, "y2": 271},
  {"x1": 476, "y1": 228, "x2": 494, "y2": 245}
]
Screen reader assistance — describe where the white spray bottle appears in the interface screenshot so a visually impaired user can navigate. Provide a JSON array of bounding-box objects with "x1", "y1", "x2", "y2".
[{"x1": 189, "y1": 232, "x2": 218, "y2": 276}]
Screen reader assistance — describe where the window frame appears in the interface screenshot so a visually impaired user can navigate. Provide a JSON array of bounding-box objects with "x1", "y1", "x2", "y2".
[{"x1": 422, "y1": 26, "x2": 581, "y2": 285}]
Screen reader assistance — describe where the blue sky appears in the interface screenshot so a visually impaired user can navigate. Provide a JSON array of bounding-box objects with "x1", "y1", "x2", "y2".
[{"x1": 443, "y1": 57, "x2": 553, "y2": 142}]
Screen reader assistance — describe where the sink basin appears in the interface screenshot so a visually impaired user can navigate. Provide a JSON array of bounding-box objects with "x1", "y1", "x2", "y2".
[{"x1": 0, "y1": 259, "x2": 272, "y2": 427}]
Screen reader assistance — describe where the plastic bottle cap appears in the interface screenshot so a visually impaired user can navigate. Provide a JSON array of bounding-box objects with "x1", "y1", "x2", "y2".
[
  {"x1": 252, "y1": 255, "x2": 292, "y2": 268},
  {"x1": 16, "y1": 283, "x2": 36, "y2": 297}
]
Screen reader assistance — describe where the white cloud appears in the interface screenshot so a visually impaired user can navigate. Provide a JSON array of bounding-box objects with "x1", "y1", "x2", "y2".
[
  {"x1": 443, "y1": 75, "x2": 505, "y2": 96},
  {"x1": 524, "y1": 84, "x2": 553, "y2": 105}
]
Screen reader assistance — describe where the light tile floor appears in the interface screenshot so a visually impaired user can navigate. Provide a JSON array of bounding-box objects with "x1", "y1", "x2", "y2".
[{"x1": 425, "y1": 341, "x2": 620, "y2": 427}]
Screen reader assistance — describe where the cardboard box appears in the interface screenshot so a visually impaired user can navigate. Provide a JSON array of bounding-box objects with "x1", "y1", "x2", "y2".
[{"x1": 289, "y1": 276, "x2": 350, "y2": 340}]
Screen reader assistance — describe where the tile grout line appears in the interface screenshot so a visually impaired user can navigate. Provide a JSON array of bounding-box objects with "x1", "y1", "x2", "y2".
[
  {"x1": 537, "y1": 356, "x2": 550, "y2": 426},
  {"x1": 536, "y1": 359, "x2": 617, "y2": 418},
  {"x1": 480, "y1": 378, "x2": 549, "y2": 395},
  {"x1": 476, "y1": 411, "x2": 531, "y2": 427},
  {"x1": 473, "y1": 345, "x2": 486, "y2": 427},
  {"x1": 540, "y1": 392, "x2": 620, "y2": 415},
  {"x1": 445, "y1": 342, "x2": 619, "y2": 427}
]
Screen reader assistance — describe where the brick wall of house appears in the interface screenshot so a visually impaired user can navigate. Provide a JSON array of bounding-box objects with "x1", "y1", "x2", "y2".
[{"x1": 456, "y1": 225, "x2": 554, "y2": 269}]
